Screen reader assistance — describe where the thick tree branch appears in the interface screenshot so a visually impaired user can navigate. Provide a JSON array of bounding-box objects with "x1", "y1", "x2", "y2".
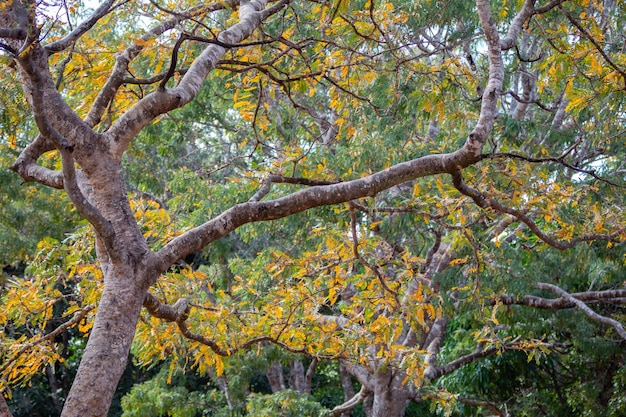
[
  {"x1": 59, "y1": 149, "x2": 116, "y2": 248},
  {"x1": 423, "y1": 317, "x2": 448, "y2": 379},
  {"x1": 498, "y1": 289, "x2": 626, "y2": 310},
  {"x1": 0, "y1": 0, "x2": 29, "y2": 50},
  {"x1": 536, "y1": 282, "x2": 626, "y2": 339},
  {"x1": 442, "y1": 0, "x2": 503, "y2": 165},
  {"x1": 154, "y1": 153, "x2": 447, "y2": 274},
  {"x1": 19, "y1": 51, "x2": 116, "y2": 247},
  {"x1": 500, "y1": 0, "x2": 536, "y2": 50},
  {"x1": 0, "y1": 393, "x2": 13, "y2": 417},
  {"x1": 143, "y1": 292, "x2": 190, "y2": 322},
  {"x1": 10, "y1": 135, "x2": 64, "y2": 188},
  {"x1": 249, "y1": 174, "x2": 339, "y2": 202}
]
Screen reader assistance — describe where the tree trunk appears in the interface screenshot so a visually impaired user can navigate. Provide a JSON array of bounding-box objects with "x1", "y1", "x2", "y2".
[
  {"x1": 369, "y1": 369, "x2": 410, "y2": 417},
  {"x1": 266, "y1": 362, "x2": 286, "y2": 393},
  {"x1": 60, "y1": 265, "x2": 150, "y2": 417},
  {"x1": 339, "y1": 362, "x2": 356, "y2": 417},
  {"x1": 370, "y1": 391, "x2": 409, "y2": 417},
  {"x1": 289, "y1": 360, "x2": 306, "y2": 393}
]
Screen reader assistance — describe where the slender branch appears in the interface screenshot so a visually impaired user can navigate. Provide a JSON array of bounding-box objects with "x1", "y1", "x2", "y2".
[
  {"x1": 457, "y1": 397, "x2": 504, "y2": 417},
  {"x1": 502, "y1": 89, "x2": 557, "y2": 111},
  {"x1": 424, "y1": 338, "x2": 556, "y2": 380},
  {"x1": 349, "y1": 203, "x2": 399, "y2": 300},
  {"x1": 534, "y1": 0, "x2": 568, "y2": 15},
  {"x1": 559, "y1": 5, "x2": 626, "y2": 88},
  {"x1": 450, "y1": 169, "x2": 621, "y2": 250},
  {"x1": 158, "y1": 33, "x2": 188, "y2": 90},
  {"x1": 0, "y1": 305, "x2": 95, "y2": 375},
  {"x1": 45, "y1": 0, "x2": 117, "y2": 53},
  {"x1": 481, "y1": 152, "x2": 624, "y2": 188},
  {"x1": 536, "y1": 282, "x2": 626, "y2": 339}
]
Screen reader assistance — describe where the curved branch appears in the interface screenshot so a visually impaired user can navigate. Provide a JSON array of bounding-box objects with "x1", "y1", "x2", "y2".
[
  {"x1": 535, "y1": 282, "x2": 626, "y2": 339},
  {"x1": 451, "y1": 169, "x2": 622, "y2": 250},
  {"x1": 534, "y1": 0, "x2": 568, "y2": 15},
  {"x1": 154, "y1": 153, "x2": 446, "y2": 274},
  {"x1": 10, "y1": 135, "x2": 64, "y2": 188},
  {"x1": 330, "y1": 385, "x2": 371, "y2": 417},
  {"x1": 498, "y1": 288, "x2": 626, "y2": 310},
  {"x1": 423, "y1": 338, "x2": 561, "y2": 380}
]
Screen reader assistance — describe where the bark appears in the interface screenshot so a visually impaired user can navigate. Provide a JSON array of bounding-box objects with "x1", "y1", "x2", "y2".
[
  {"x1": 266, "y1": 362, "x2": 286, "y2": 393},
  {"x1": 0, "y1": 395, "x2": 12, "y2": 417},
  {"x1": 369, "y1": 368, "x2": 410, "y2": 417},
  {"x1": 288, "y1": 360, "x2": 306, "y2": 393},
  {"x1": 536, "y1": 283, "x2": 626, "y2": 340},
  {"x1": 287, "y1": 359, "x2": 316, "y2": 394},
  {"x1": 61, "y1": 265, "x2": 153, "y2": 417},
  {"x1": 338, "y1": 362, "x2": 356, "y2": 417}
]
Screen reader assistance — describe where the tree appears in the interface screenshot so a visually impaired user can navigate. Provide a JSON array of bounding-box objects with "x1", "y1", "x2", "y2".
[{"x1": 1, "y1": 0, "x2": 624, "y2": 416}]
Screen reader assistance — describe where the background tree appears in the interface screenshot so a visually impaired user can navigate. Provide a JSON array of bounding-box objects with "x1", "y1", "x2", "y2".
[{"x1": 0, "y1": 0, "x2": 624, "y2": 416}]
